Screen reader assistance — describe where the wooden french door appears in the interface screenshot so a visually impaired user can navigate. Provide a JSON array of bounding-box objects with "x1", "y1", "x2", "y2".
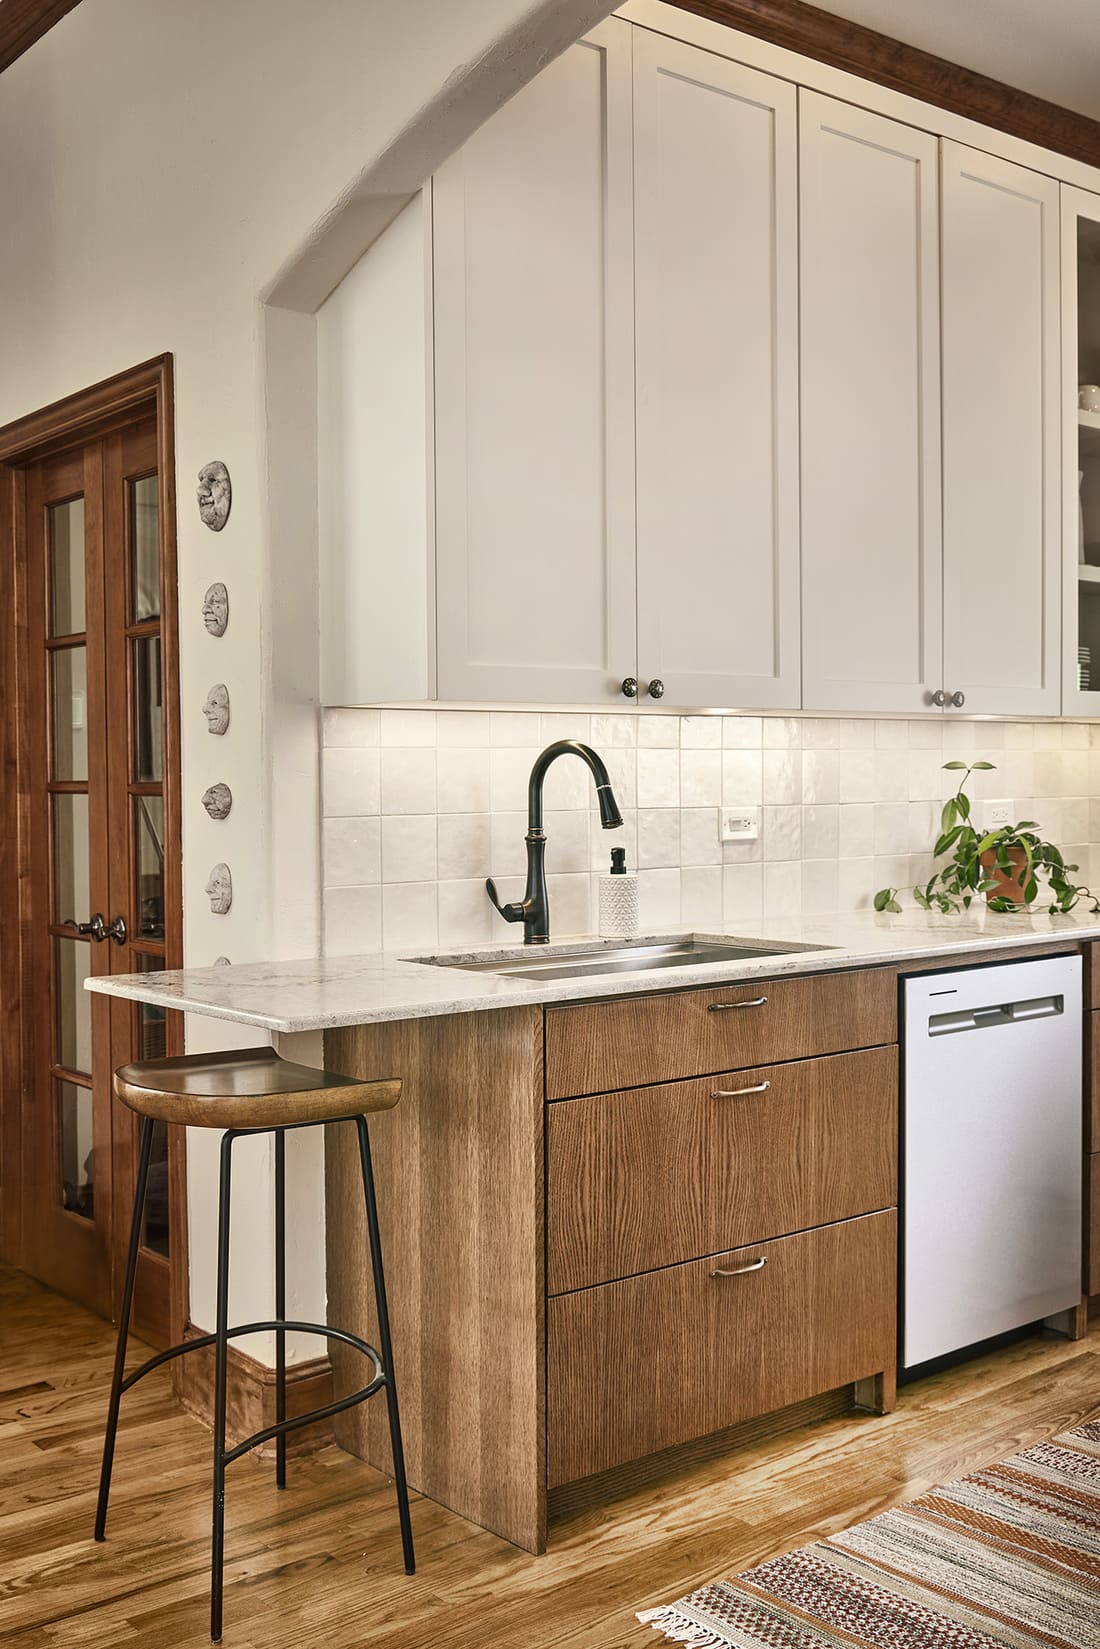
[{"x1": 20, "y1": 413, "x2": 181, "y2": 1343}]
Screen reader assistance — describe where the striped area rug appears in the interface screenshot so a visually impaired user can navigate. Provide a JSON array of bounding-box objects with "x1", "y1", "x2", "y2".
[{"x1": 638, "y1": 1417, "x2": 1100, "y2": 1648}]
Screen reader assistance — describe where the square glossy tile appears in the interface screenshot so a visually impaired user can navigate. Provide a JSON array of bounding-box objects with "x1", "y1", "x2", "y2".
[
  {"x1": 722, "y1": 750, "x2": 763, "y2": 805},
  {"x1": 638, "y1": 809, "x2": 681, "y2": 869},
  {"x1": 681, "y1": 750, "x2": 722, "y2": 807},
  {"x1": 323, "y1": 885, "x2": 381, "y2": 956},
  {"x1": 380, "y1": 748, "x2": 436, "y2": 815},
  {"x1": 323, "y1": 707, "x2": 380, "y2": 748},
  {"x1": 638, "y1": 749, "x2": 680, "y2": 808},
  {"x1": 380, "y1": 709, "x2": 436, "y2": 746},
  {"x1": 681, "y1": 715, "x2": 722, "y2": 748},
  {"x1": 680, "y1": 865, "x2": 722, "y2": 926},
  {"x1": 381, "y1": 814, "x2": 437, "y2": 884},
  {"x1": 381, "y1": 883, "x2": 438, "y2": 950},
  {"x1": 763, "y1": 749, "x2": 800, "y2": 805},
  {"x1": 436, "y1": 747, "x2": 491, "y2": 813},
  {"x1": 323, "y1": 816, "x2": 380, "y2": 887},
  {"x1": 436, "y1": 814, "x2": 492, "y2": 881},
  {"x1": 322, "y1": 746, "x2": 380, "y2": 817}
]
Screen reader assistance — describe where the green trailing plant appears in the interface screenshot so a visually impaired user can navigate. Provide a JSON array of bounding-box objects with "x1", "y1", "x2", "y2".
[{"x1": 873, "y1": 760, "x2": 1100, "y2": 917}]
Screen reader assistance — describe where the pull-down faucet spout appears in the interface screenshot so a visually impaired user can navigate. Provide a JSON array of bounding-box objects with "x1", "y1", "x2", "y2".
[{"x1": 485, "y1": 740, "x2": 623, "y2": 944}]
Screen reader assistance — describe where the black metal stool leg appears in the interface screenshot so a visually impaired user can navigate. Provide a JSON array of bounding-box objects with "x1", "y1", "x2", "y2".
[
  {"x1": 274, "y1": 1126, "x2": 287, "y2": 1490},
  {"x1": 210, "y1": 1129, "x2": 235, "y2": 1643},
  {"x1": 94, "y1": 1116, "x2": 155, "y2": 1542},
  {"x1": 355, "y1": 1115, "x2": 414, "y2": 1575}
]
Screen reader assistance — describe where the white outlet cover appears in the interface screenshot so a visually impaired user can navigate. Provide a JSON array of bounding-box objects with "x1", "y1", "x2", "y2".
[
  {"x1": 721, "y1": 808, "x2": 759, "y2": 842},
  {"x1": 985, "y1": 798, "x2": 1014, "y2": 829}
]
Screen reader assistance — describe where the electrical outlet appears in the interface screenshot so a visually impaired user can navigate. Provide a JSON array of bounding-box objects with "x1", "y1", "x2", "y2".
[
  {"x1": 721, "y1": 809, "x2": 759, "y2": 843},
  {"x1": 985, "y1": 799, "x2": 1014, "y2": 829}
]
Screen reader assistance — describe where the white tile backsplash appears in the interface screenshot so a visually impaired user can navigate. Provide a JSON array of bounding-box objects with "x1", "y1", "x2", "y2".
[{"x1": 321, "y1": 708, "x2": 1100, "y2": 952}]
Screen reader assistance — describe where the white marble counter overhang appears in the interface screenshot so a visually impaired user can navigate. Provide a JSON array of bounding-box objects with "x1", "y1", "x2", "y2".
[{"x1": 84, "y1": 908, "x2": 1100, "y2": 1035}]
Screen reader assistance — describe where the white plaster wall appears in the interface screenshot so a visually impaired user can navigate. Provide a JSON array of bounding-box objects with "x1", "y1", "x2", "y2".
[{"x1": 0, "y1": 0, "x2": 614, "y2": 1357}]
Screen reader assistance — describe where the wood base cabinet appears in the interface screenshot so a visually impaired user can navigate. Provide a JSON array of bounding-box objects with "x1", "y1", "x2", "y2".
[
  {"x1": 548, "y1": 1212, "x2": 896, "y2": 1486},
  {"x1": 325, "y1": 968, "x2": 899, "y2": 1552}
]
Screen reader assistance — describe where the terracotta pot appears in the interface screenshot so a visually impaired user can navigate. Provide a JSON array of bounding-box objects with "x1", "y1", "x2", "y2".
[{"x1": 980, "y1": 844, "x2": 1030, "y2": 905}]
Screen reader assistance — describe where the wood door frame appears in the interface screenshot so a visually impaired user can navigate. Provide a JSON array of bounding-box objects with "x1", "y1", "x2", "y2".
[{"x1": 0, "y1": 354, "x2": 186, "y2": 1345}]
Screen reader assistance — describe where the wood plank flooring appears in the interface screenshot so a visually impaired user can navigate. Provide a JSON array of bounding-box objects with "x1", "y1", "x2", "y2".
[{"x1": 2, "y1": 1262, "x2": 1098, "y2": 1648}]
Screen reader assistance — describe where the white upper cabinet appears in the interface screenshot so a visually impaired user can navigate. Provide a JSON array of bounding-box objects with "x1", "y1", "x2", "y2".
[
  {"x1": 432, "y1": 20, "x2": 637, "y2": 704},
  {"x1": 941, "y1": 143, "x2": 1060, "y2": 717},
  {"x1": 799, "y1": 92, "x2": 943, "y2": 714},
  {"x1": 632, "y1": 33, "x2": 800, "y2": 708}
]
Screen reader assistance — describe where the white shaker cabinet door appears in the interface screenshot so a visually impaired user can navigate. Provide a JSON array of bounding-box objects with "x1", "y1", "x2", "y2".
[
  {"x1": 800, "y1": 92, "x2": 943, "y2": 714},
  {"x1": 941, "y1": 142, "x2": 1060, "y2": 717},
  {"x1": 432, "y1": 20, "x2": 637, "y2": 705},
  {"x1": 633, "y1": 33, "x2": 800, "y2": 709}
]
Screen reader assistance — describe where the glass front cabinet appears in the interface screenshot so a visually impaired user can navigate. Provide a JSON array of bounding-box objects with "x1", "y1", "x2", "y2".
[{"x1": 1064, "y1": 186, "x2": 1100, "y2": 712}]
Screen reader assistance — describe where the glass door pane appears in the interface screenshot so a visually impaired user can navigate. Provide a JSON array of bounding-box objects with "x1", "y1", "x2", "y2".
[
  {"x1": 130, "y1": 475, "x2": 160, "y2": 621},
  {"x1": 55, "y1": 939, "x2": 93, "y2": 1074},
  {"x1": 52, "y1": 793, "x2": 90, "y2": 924},
  {"x1": 135, "y1": 795, "x2": 165, "y2": 940},
  {"x1": 51, "y1": 646, "x2": 89, "y2": 780},
  {"x1": 58, "y1": 1079, "x2": 95, "y2": 1219},
  {"x1": 49, "y1": 497, "x2": 86, "y2": 636},
  {"x1": 132, "y1": 636, "x2": 163, "y2": 781}
]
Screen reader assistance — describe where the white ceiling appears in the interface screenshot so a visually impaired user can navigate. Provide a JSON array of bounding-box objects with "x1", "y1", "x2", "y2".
[{"x1": 810, "y1": 0, "x2": 1100, "y2": 121}]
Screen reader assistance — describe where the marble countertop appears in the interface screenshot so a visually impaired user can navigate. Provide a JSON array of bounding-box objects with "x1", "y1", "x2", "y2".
[{"x1": 84, "y1": 908, "x2": 1100, "y2": 1034}]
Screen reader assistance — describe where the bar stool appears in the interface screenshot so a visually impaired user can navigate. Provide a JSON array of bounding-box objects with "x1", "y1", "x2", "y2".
[{"x1": 94, "y1": 1047, "x2": 415, "y2": 1642}]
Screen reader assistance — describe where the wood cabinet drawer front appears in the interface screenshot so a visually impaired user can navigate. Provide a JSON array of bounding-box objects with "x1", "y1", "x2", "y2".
[
  {"x1": 547, "y1": 1046, "x2": 898, "y2": 1293},
  {"x1": 545, "y1": 968, "x2": 896, "y2": 1099},
  {"x1": 547, "y1": 1210, "x2": 896, "y2": 1486}
]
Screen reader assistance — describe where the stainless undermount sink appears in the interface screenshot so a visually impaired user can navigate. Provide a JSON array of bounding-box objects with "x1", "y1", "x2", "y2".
[{"x1": 416, "y1": 933, "x2": 832, "y2": 984}]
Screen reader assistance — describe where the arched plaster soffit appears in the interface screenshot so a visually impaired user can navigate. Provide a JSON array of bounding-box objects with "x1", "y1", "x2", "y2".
[{"x1": 263, "y1": 0, "x2": 619, "y2": 315}]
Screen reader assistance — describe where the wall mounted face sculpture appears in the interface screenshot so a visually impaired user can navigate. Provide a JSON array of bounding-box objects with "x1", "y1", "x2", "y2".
[
  {"x1": 202, "y1": 684, "x2": 230, "y2": 735},
  {"x1": 196, "y1": 460, "x2": 231, "y2": 531},
  {"x1": 205, "y1": 863, "x2": 233, "y2": 915},
  {"x1": 201, "y1": 782, "x2": 232, "y2": 820},
  {"x1": 202, "y1": 582, "x2": 229, "y2": 636}
]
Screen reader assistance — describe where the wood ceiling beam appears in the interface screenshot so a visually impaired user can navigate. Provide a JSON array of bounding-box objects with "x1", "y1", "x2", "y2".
[
  {"x1": 669, "y1": 0, "x2": 1100, "y2": 170},
  {"x1": 0, "y1": 0, "x2": 81, "y2": 75}
]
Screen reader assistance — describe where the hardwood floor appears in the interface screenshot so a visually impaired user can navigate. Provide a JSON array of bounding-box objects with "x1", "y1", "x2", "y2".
[{"x1": 3, "y1": 1262, "x2": 1098, "y2": 1648}]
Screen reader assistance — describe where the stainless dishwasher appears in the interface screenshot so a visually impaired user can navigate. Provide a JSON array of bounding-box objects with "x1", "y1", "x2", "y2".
[{"x1": 903, "y1": 954, "x2": 1082, "y2": 1369}]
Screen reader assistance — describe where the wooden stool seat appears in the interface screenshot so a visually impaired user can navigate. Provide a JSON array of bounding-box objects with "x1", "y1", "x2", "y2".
[{"x1": 114, "y1": 1047, "x2": 401, "y2": 1130}]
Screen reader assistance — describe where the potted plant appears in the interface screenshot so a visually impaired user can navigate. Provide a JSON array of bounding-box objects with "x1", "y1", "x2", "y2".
[{"x1": 873, "y1": 760, "x2": 1100, "y2": 916}]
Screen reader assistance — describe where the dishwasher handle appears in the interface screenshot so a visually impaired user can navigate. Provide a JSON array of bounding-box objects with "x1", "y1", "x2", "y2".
[{"x1": 927, "y1": 993, "x2": 1064, "y2": 1037}]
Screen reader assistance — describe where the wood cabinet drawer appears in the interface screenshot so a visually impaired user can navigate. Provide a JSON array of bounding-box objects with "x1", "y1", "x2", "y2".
[
  {"x1": 545, "y1": 967, "x2": 896, "y2": 1099},
  {"x1": 547, "y1": 1046, "x2": 897, "y2": 1293},
  {"x1": 547, "y1": 1210, "x2": 896, "y2": 1486}
]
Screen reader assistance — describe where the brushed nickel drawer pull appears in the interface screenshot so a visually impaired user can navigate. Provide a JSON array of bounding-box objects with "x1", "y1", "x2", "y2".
[
  {"x1": 710, "y1": 1256, "x2": 768, "y2": 1278},
  {"x1": 708, "y1": 996, "x2": 768, "y2": 1011},
  {"x1": 711, "y1": 1081, "x2": 770, "y2": 1098}
]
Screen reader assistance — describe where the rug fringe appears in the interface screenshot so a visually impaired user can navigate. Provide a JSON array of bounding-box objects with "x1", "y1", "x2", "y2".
[{"x1": 636, "y1": 1605, "x2": 729, "y2": 1647}]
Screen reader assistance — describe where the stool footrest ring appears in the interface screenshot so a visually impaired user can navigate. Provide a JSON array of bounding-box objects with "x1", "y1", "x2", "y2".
[
  {"x1": 120, "y1": 1318, "x2": 382, "y2": 1394},
  {"x1": 222, "y1": 1375, "x2": 386, "y2": 1466}
]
